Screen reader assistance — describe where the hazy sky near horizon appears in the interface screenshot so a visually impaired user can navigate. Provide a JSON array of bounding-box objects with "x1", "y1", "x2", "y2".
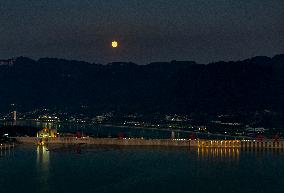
[{"x1": 0, "y1": 0, "x2": 283, "y2": 64}]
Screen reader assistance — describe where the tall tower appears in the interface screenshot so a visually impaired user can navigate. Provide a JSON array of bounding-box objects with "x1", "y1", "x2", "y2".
[{"x1": 13, "y1": 111, "x2": 17, "y2": 121}]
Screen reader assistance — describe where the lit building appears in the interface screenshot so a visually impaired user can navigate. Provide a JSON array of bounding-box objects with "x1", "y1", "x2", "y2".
[{"x1": 37, "y1": 128, "x2": 57, "y2": 138}]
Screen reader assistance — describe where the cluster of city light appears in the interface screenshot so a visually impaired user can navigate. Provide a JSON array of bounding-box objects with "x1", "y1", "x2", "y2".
[
  {"x1": 198, "y1": 140, "x2": 241, "y2": 148},
  {"x1": 172, "y1": 138, "x2": 187, "y2": 141},
  {"x1": 203, "y1": 140, "x2": 242, "y2": 143}
]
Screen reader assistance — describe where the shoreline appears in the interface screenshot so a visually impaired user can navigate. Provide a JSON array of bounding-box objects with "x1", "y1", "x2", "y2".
[{"x1": 1, "y1": 120, "x2": 253, "y2": 140}]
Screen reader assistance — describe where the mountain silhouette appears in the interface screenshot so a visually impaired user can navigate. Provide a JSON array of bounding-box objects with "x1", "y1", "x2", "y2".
[{"x1": 0, "y1": 55, "x2": 283, "y2": 115}]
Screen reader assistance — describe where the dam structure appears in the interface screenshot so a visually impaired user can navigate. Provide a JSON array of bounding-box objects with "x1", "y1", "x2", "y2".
[{"x1": 15, "y1": 137, "x2": 284, "y2": 150}]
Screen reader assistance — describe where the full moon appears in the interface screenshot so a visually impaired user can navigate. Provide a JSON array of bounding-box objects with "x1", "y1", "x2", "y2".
[{"x1": 111, "y1": 41, "x2": 118, "y2": 48}]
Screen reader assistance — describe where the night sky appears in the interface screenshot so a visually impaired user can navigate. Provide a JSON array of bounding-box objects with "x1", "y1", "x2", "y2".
[{"x1": 0, "y1": 0, "x2": 283, "y2": 64}]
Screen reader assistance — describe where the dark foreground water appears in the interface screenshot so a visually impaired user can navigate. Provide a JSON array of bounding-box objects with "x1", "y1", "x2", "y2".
[{"x1": 0, "y1": 146, "x2": 284, "y2": 193}]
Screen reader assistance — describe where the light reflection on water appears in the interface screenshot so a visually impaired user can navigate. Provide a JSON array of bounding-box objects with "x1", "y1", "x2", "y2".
[
  {"x1": 37, "y1": 145, "x2": 49, "y2": 166},
  {"x1": 0, "y1": 145, "x2": 14, "y2": 158},
  {"x1": 36, "y1": 145, "x2": 50, "y2": 193},
  {"x1": 197, "y1": 147, "x2": 240, "y2": 162},
  {"x1": 0, "y1": 145, "x2": 284, "y2": 193}
]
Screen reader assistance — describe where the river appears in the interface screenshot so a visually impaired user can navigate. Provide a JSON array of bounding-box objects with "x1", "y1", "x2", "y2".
[{"x1": 0, "y1": 145, "x2": 283, "y2": 193}]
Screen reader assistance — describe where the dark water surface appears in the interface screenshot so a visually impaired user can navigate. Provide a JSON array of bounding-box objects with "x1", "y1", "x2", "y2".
[{"x1": 0, "y1": 145, "x2": 284, "y2": 193}]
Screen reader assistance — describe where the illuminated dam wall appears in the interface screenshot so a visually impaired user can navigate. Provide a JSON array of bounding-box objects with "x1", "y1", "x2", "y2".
[{"x1": 15, "y1": 137, "x2": 284, "y2": 149}]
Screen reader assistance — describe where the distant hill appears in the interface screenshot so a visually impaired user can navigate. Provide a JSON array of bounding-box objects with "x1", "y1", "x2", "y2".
[{"x1": 0, "y1": 55, "x2": 283, "y2": 115}]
